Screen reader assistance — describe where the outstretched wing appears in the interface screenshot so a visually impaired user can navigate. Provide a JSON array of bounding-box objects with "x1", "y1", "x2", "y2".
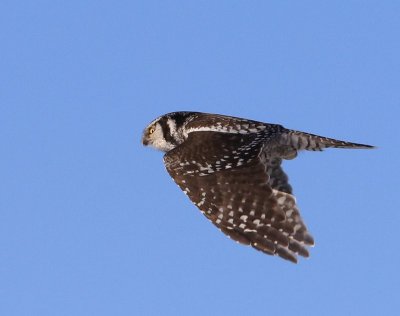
[{"x1": 163, "y1": 131, "x2": 313, "y2": 263}]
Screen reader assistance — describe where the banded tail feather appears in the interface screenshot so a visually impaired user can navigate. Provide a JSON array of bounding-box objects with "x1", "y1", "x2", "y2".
[{"x1": 284, "y1": 130, "x2": 375, "y2": 151}]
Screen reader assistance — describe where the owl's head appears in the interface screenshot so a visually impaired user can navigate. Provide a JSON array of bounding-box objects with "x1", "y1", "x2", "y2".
[{"x1": 142, "y1": 111, "x2": 198, "y2": 152}]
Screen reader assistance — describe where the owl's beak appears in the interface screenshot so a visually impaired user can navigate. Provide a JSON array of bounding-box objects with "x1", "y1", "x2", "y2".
[{"x1": 142, "y1": 136, "x2": 149, "y2": 146}]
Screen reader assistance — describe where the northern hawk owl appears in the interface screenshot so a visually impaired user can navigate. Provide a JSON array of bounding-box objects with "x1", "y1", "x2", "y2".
[{"x1": 142, "y1": 111, "x2": 373, "y2": 263}]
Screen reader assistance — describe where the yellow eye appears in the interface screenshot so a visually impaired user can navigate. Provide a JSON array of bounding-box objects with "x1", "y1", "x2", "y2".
[{"x1": 149, "y1": 127, "x2": 155, "y2": 134}]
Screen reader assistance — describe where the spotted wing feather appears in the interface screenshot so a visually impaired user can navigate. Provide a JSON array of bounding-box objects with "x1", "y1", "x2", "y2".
[
  {"x1": 266, "y1": 158, "x2": 292, "y2": 194},
  {"x1": 164, "y1": 131, "x2": 313, "y2": 263}
]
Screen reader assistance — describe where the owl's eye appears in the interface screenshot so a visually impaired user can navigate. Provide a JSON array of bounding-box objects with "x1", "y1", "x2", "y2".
[{"x1": 149, "y1": 127, "x2": 155, "y2": 134}]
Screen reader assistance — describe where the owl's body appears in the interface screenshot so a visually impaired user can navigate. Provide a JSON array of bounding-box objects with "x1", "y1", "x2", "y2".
[{"x1": 142, "y1": 112, "x2": 373, "y2": 263}]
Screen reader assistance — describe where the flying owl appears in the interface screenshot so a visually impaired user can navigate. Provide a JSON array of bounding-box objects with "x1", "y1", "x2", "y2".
[{"x1": 142, "y1": 111, "x2": 373, "y2": 263}]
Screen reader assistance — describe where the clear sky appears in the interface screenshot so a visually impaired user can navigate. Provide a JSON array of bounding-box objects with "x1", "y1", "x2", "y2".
[{"x1": 1, "y1": 1, "x2": 399, "y2": 315}]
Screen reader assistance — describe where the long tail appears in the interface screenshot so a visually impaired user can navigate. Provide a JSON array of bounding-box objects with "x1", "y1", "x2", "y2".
[{"x1": 282, "y1": 130, "x2": 375, "y2": 151}]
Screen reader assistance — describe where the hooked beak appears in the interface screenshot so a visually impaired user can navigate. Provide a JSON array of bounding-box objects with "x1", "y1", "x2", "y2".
[{"x1": 142, "y1": 135, "x2": 149, "y2": 146}]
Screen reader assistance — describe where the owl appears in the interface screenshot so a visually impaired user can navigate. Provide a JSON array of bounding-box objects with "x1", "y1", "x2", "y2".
[{"x1": 142, "y1": 111, "x2": 373, "y2": 263}]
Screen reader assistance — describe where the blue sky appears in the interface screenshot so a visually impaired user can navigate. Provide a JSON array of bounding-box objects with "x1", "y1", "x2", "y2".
[{"x1": 1, "y1": 1, "x2": 399, "y2": 315}]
